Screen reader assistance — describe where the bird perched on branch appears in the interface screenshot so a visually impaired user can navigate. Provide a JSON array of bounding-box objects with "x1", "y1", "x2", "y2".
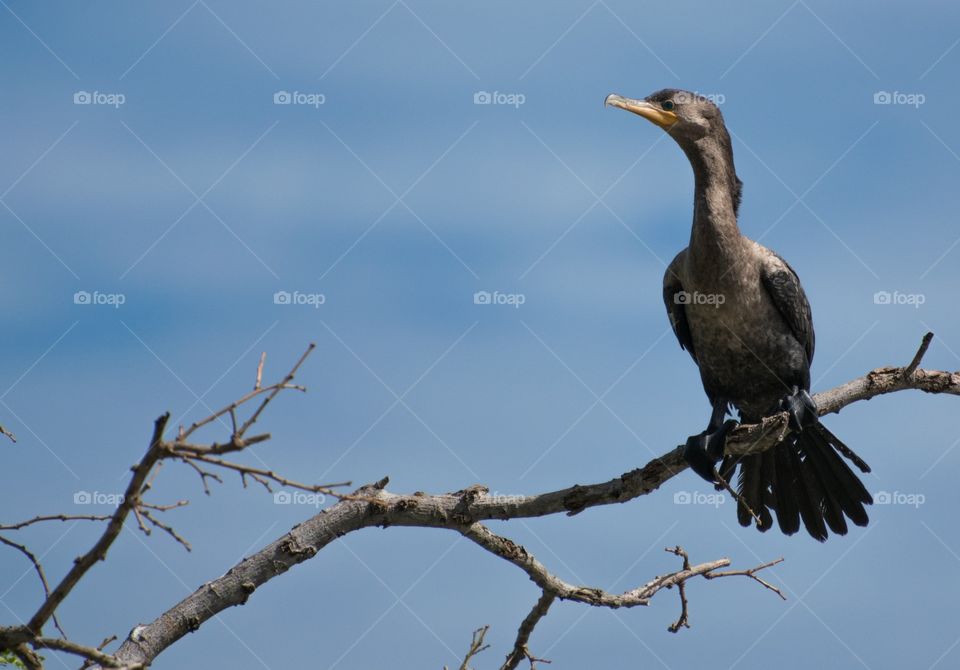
[{"x1": 605, "y1": 88, "x2": 872, "y2": 541}]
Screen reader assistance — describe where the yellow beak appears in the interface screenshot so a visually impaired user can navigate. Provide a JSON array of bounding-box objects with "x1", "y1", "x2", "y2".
[{"x1": 605, "y1": 93, "x2": 678, "y2": 129}]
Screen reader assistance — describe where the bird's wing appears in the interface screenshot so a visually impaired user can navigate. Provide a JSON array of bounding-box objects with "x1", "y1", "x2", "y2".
[
  {"x1": 759, "y1": 249, "x2": 815, "y2": 365},
  {"x1": 662, "y1": 250, "x2": 697, "y2": 361}
]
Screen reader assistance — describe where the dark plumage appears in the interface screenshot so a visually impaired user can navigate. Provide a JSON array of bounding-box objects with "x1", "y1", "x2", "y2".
[{"x1": 606, "y1": 88, "x2": 872, "y2": 541}]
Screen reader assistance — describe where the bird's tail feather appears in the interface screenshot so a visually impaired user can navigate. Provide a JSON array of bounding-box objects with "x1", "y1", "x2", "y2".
[{"x1": 721, "y1": 422, "x2": 872, "y2": 542}]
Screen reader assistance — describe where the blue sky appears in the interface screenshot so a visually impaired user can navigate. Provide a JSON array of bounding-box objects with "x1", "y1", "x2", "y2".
[{"x1": 2, "y1": 1, "x2": 959, "y2": 668}]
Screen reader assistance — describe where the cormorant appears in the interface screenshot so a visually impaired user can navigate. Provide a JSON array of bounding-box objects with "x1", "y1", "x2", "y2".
[{"x1": 605, "y1": 89, "x2": 872, "y2": 541}]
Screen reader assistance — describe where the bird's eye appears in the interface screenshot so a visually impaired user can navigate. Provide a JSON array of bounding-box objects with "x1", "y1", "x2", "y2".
[{"x1": 661, "y1": 100, "x2": 675, "y2": 111}]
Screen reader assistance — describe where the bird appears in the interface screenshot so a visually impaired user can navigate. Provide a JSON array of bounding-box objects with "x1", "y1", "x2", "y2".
[{"x1": 604, "y1": 88, "x2": 872, "y2": 541}]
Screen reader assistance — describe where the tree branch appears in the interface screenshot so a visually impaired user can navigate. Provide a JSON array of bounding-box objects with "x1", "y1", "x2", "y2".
[
  {"x1": 26, "y1": 413, "x2": 170, "y2": 634},
  {"x1": 32, "y1": 637, "x2": 144, "y2": 669},
  {"x1": 2, "y1": 335, "x2": 951, "y2": 668},
  {"x1": 501, "y1": 592, "x2": 555, "y2": 670},
  {"x1": 107, "y1": 343, "x2": 958, "y2": 667},
  {"x1": 0, "y1": 346, "x2": 345, "y2": 668},
  {"x1": 446, "y1": 626, "x2": 490, "y2": 670}
]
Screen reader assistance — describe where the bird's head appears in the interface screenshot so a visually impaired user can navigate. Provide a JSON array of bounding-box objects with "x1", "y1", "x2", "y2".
[
  {"x1": 604, "y1": 89, "x2": 725, "y2": 147},
  {"x1": 605, "y1": 88, "x2": 742, "y2": 216}
]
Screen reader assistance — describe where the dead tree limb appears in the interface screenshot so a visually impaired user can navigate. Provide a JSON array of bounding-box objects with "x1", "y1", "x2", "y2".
[
  {"x1": 105, "y1": 333, "x2": 956, "y2": 668},
  {"x1": 1, "y1": 333, "x2": 955, "y2": 668}
]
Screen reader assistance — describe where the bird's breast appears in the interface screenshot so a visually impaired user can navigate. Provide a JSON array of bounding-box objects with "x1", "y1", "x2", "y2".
[{"x1": 681, "y1": 268, "x2": 802, "y2": 414}]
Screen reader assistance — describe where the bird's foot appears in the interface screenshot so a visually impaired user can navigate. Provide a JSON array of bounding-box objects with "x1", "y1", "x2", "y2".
[
  {"x1": 683, "y1": 419, "x2": 738, "y2": 483},
  {"x1": 779, "y1": 386, "x2": 818, "y2": 431}
]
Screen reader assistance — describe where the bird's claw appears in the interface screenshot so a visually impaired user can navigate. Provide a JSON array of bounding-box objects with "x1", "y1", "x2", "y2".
[
  {"x1": 683, "y1": 419, "x2": 738, "y2": 483},
  {"x1": 780, "y1": 386, "x2": 818, "y2": 431}
]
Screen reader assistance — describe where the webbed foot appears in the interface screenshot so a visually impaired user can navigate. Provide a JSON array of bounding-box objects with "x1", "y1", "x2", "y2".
[
  {"x1": 683, "y1": 418, "x2": 738, "y2": 483},
  {"x1": 780, "y1": 386, "x2": 818, "y2": 431}
]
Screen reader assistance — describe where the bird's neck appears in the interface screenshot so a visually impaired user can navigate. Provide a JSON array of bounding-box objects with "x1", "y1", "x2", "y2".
[{"x1": 683, "y1": 135, "x2": 744, "y2": 266}]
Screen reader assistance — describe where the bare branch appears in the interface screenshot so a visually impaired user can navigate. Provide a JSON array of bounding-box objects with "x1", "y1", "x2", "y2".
[
  {"x1": 238, "y1": 342, "x2": 314, "y2": 437},
  {"x1": 13, "y1": 643, "x2": 42, "y2": 670},
  {"x1": 902, "y1": 331, "x2": 934, "y2": 379},
  {"x1": 446, "y1": 625, "x2": 490, "y2": 670},
  {"x1": 178, "y1": 457, "x2": 223, "y2": 495},
  {"x1": 703, "y1": 557, "x2": 786, "y2": 600},
  {"x1": 501, "y1": 592, "x2": 555, "y2": 670},
  {"x1": 461, "y1": 523, "x2": 754, "y2": 610},
  {"x1": 178, "y1": 343, "x2": 312, "y2": 443},
  {"x1": 170, "y1": 451, "x2": 348, "y2": 495},
  {"x1": 0, "y1": 337, "x2": 948, "y2": 668},
  {"x1": 97, "y1": 635, "x2": 118, "y2": 651},
  {"x1": 140, "y1": 500, "x2": 188, "y2": 513},
  {"x1": 0, "y1": 514, "x2": 112, "y2": 531},
  {"x1": 0, "y1": 535, "x2": 66, "y2": 638},
  {"x1": 255, "y1": 352, "x2": 266, "y2": 390},
  {"x1": 26, "y1": 413, "x2": 171, "y2": 634},
  {"x1": 712, "y1": 465, "x2": 760, "y2": 523},
  {"x1": 106, "y1": 349, "x2": 957, "y2": 666},
  {"x1": 140, "y1": 510, "x2": 192, "y2": 552},
  {"x1": 32, "y1": 636, "x2": 145, "y2": 669}
]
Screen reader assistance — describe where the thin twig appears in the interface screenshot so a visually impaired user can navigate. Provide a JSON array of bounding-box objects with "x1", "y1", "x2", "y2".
[
  {"x1": 27, "y1": 413, "x2": 170, "y2": 633},
  {"x1": 238, "y1": 343, "x2": 315, "y2": 437},
  {"x1": 447, "y1": 625, "x2": 490, "y2": 670},
  {"x1": 33, "y1": 636, "x2": 144, "y2": 668},
  {"x1": 255, "y1": 352, "x2": 266, "y2": 390},
  {"x1": 0, "y1": 535, "x2": 67, "y2": 637},
  {"x1": 712, "y1": 466, "x2": 761, "y2": 524},
  {"x1": 140, "y1": 500, "x2": 189, "y2": 513},
  {"x1": 501, "y1": 591, "x2": 555, "y2": 670},
  {"x1": 704, "y1": 557, "x2": 786, "y2": 600},
  {"x1": 174, "y1": 451, "x2": 349, "y2": 496},
  {"x1": 140, "y1": 510, "x2": 192, "y2": 551},
  {"x1": 902, "y1": 331, "x2": 934, "y2": 379},
  {"x1": 0, "y1": 514, "x2": 112, "y2": 531},
  {"x1": 665, "y1": 546, "x2": 691, "y2": 632},
  {"x1": 178, "y1": 457, "x2": 223, "y2": 495}
]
